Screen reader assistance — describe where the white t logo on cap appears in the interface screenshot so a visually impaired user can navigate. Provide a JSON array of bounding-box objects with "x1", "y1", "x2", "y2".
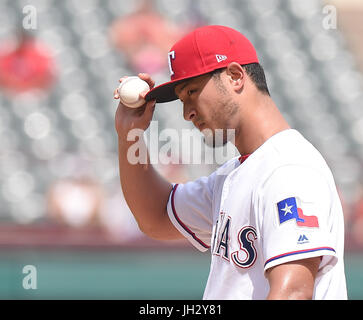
[{"x1": 168, "y1": 51, "x2": 175, "y2": 76}]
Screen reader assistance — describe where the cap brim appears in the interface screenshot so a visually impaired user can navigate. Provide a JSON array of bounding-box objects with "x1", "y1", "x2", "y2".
[
  {"x1": 144, "y1": 80, "x2": 178, "y2": 103},
  {"x1": 145, "y1": 68, "x2": 224, "y2": 103},
  {"x1": 145, "y1": 70, "x2": 216, "y2": 103},
  {"x1": 145, "y1": 78, "x2": 186, "y2": 103}
]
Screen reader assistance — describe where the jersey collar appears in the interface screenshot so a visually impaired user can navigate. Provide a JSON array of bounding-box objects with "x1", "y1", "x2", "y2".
[{"x1": 238, "y1": 154, "x2": 251, "y2": 164}]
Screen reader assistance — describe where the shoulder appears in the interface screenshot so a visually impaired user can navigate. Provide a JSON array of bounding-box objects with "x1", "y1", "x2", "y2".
[
  {"x1": 173, "y1": 156, "x2": 240, "y2": 198},
  {"x1": 255, "y1": 130, "x2": 331, "y2": 184},
  {"x1": 250, "y1": 130, "x2": 337, "y2": 203}
]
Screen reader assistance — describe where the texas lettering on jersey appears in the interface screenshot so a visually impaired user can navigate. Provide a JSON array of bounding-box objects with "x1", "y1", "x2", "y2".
[{"x1": 212, "y1": 212, "x2": 257, "y2": 269}]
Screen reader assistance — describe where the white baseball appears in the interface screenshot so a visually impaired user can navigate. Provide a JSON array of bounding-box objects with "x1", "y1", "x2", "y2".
[{"x1": 118, "y1": 76, "x2": 149, "y2": 108}]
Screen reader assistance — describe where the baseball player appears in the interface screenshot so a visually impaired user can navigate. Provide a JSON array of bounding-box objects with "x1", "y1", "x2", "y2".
[{"x1": 114, "y1": 25, "x2": 347, "y2": 299}]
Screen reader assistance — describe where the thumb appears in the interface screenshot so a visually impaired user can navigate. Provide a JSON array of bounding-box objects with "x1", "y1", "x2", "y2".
[{"x1": 143, "y1": 99, "x2": 156, "y2": 122}]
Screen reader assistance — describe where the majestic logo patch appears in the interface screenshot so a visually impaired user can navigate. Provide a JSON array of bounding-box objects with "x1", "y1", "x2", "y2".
[
  {"x1": 277, "y1": 197, "x2": 319, "y2": 228},
  {"x1": 215, "y1": 54, "x2": 227, "y2": 63},
  {"x1": 297, "y1": 234, "x2": 309, "y2": 244}
]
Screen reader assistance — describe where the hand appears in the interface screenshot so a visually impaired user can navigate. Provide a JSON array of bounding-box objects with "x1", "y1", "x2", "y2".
[{"x1": 114, "y1": 73, "x2": 156, "y2": 139}]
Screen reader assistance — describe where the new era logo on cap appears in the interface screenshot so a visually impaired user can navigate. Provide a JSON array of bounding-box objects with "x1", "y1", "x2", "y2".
[
  {"x1": 145, "y1": 25, "x2": 259, "y2": 103},
  {"x1": 216, "y1": 54, "x2": 227, "y2": 63}
]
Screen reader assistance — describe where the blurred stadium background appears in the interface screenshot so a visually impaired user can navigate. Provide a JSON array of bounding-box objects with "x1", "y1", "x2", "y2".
[{"x1": 0, "y1": 0, "x2": 362, "y2": 299}]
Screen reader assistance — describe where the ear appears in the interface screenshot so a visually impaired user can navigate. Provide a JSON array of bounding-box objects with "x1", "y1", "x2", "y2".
[{"x1": 225, "y1": 62, "x2": 245, "y2": 92}]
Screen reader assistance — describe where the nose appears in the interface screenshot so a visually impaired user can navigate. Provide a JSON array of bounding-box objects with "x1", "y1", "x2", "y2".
[{"x1": 183, "y1": 103, "x2": 197, "y2": 121}]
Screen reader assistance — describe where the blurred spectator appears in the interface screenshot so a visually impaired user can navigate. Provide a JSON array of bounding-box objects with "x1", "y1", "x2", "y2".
[
  {"x1": 109, "y1": 0, "x2": 185, "y2": 74},
  {"x1": 337, "y1": 188, "x2": 352, "y2": 230},
  {"x1": 99, "y1": 164, "x2": 190, "y2": 242},
  {"x1": 0, "y1": 30, "x2": 56, "y2": 96},
  {"x1": 99, "y1": 184, "x2": 144, "y2": 242},
  {"x1": 46, "y1": 177, "x2": 104, "y2": 229},
  {"x1": 351, "y1": 185, "x2": 363, "y2": 245}
]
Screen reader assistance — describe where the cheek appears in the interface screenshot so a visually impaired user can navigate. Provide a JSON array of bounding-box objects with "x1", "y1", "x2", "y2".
[
  {"x1": 209, "y1": 97, "x2": 231, "y2": 126},
  {"x1": 198, "y1": 89, "x2": 236, "y2": 128},
  {"x1": 199, "y1": 90, "x2": 220, "y2": 114},
  {"x1": 195, "y1": 95, "x2": 213, "y2": 120}
]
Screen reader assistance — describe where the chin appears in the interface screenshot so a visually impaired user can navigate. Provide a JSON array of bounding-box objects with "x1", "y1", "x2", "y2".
[
  {"x1": 202, "y1": 128, "x2": 229, "y2": 148},
  {"x1": 205, "y1": 138, "x2": 229, "y2": 148}
]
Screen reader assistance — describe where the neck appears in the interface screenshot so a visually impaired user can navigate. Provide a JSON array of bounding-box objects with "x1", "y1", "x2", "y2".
[{"x1": 234, "y1": 93, "x2": 290, "y2": 156}]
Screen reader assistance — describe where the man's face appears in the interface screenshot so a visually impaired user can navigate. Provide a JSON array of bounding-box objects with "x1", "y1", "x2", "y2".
[{"x1": 174, "y1": 71, "x2": 239, "y2": 147}]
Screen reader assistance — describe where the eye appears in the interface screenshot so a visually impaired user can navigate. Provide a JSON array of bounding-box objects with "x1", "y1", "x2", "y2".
[{"x1": 187, "y1": 89, "x2": 197, "y2": 96}]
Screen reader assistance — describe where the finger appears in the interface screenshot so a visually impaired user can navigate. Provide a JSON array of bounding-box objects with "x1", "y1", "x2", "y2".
[
  {"x1": 138, "y1": 73, "x2": 155, "y2": 89},
  {"x1": 115, "y1": 76, "x2": 128, "y2": 98},
  {"x1": 113, "y1": 88, "x2": 120, "y2": 99},
  {"x1": 144, "y1": 99, "x2": 156, "y2": 120},
  {"x1": 139, "y1": 89, "x2": 150, "y2": 99}
]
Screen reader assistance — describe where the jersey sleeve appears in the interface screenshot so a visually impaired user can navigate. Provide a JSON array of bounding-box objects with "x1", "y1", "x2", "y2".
[
  {"x1": 256, "y1": 165, "x2": 338, "y2": 272},
  {"x1": 167, "y1": 172, "x2": 216, "y2": 252}
]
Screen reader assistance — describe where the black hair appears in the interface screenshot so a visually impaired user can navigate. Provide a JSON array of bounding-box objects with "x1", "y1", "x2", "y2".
[
  {"x1": 211, "y1": 63, "x2": 270, "y2": 96},
  {"x1": 242, "y1": 63, "x2": 270, "y2": 96}
]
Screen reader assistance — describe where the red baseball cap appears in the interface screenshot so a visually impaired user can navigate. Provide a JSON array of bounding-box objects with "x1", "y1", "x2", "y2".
[{"x1": 145, "y1": 25, "x2": 259, "y2": 103}]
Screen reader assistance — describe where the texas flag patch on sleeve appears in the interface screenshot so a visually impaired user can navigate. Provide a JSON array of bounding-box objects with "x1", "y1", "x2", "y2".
[{"x1": 277, "y1": 197, "x2": 319, "y2": 228}]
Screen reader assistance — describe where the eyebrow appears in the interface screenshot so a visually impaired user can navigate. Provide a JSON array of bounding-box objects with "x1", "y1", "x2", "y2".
[{"x1": 175, "y1": 80, "x2": 191, "y2": 97}]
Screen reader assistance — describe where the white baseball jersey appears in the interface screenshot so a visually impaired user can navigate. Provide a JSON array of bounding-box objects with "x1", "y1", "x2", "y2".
[{"x1": 167, "y1": 129, "x2": 347, "y2": 299}]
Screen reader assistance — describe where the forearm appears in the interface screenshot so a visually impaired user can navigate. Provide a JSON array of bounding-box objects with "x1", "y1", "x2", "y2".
[
  {"x1": 265, "y1": 257, "x2": 320, "y2": 300},
  {"x1": 118, "y1": 135, "x2": 173, "y2": 234},
  {"x1": 114, "y1": 74, "x2": 181, "y2": 239},
  {"x1": 267, "y1": 287, "x2": 312, "y2": 300}
]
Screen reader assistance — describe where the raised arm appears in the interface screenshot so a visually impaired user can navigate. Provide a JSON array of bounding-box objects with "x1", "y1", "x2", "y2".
[{"x1": 114, "y1": 73, "x2": 183, "y2": 240}]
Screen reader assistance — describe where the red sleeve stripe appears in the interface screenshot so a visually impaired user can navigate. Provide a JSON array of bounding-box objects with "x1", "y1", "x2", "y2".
[
  {"x1": 171, "y1": 184, "x2": 210, "y2": 249},
  {"x1": 264, "y1": 247, "x2": 336, "y2": 268}
]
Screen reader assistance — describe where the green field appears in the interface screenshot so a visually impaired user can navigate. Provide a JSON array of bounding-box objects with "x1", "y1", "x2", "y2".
[{"x1": 0, "y1": 248, "x2": 361, "y2": 299}]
